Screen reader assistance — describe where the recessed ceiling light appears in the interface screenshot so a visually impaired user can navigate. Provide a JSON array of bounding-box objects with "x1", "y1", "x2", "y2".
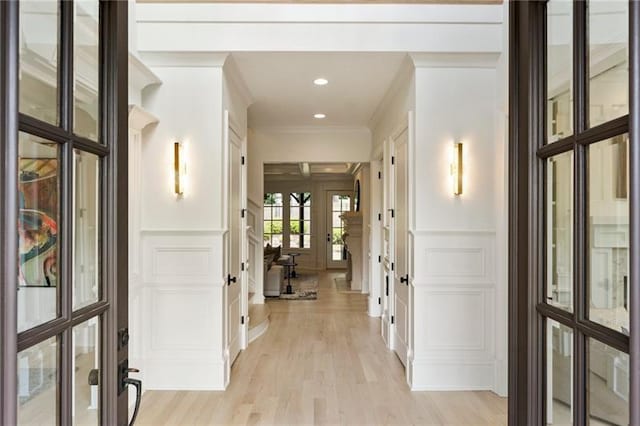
[
  {"x1": 314, "y1": 113, "x2": 326, "y2": 119},
  {"x1": 314, "y1": 78, "x2": 329, "y2": 86}
]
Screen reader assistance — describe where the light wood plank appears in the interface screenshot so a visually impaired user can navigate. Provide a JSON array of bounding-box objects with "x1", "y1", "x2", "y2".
[{"x1": 136, "y1": 271, "x2": 507, "y2": 425}]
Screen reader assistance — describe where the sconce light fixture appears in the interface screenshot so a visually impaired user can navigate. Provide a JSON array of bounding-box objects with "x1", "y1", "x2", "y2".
[
  {"x1": 174, "y1": 142, "x2": 186, "y2": 196},
  {"x1": 450, "y1": 142, "x2": 463, "y2": 195}
]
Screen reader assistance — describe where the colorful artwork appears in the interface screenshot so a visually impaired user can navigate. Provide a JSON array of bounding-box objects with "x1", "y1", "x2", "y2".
[{"x1": 18, "y1": 158, "x2": 58, "y2": 287}]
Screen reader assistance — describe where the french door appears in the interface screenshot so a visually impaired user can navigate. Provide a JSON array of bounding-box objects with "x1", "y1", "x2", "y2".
[
  {"x1": 0, "y1": 1, "x2": 130, "y2": 425},
  {"x1": 510, "y1": 1, "x2": 639, "y2": 425},
  {"x1": 326, "y1": 191, "x2": 351, "y2": 269}
]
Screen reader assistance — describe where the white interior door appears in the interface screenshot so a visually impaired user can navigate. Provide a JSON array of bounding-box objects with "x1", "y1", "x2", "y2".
[
  {"x1": 392, "y1": 127, "x2": 409, "y2": 366},
  {"x1": 326, "y1": 191, "x2": 352, "y2": 269},
  {"x1": 226, "y1": 115, "x2": 243, "y2": 367}
]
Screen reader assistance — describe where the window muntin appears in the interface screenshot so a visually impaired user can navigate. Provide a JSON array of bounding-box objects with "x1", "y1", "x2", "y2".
[
  {"x1": 289, "y1": 192, "x2": 311, "y2": 249},
  {"x1": 263, "y1": 193, "x2": 283, "y2": 248}
]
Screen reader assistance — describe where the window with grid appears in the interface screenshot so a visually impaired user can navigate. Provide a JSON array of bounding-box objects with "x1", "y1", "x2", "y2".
[
  {"x1": 542, "y1": 1, "x2": 631, "y2": 424},
  {"x1": 289, "y1": 192, "x2": 311, "y2": 249},
  {"x1": 263, "y1": 193, "x2": 283, "y2": 247}
]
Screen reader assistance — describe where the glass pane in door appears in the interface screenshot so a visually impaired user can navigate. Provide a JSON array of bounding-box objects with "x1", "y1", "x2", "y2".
[
  {"x1": 546, "y1": 320, "x2": 573, "y2": 425},
  {"x1": 588, "y1": 339, "x2": 629, "y2": 425},
  {"x1": 587, "y1": 136, "x2": 629, "y2": 334},
  {"x1": 19, "y1": 0, "x2": 59, "y2": 125},
  {"x1": 18, "y1": 133, "x2": 60, "y2": 332},
  {"x1": 73, "y1": 150, "x2": 100, "y2": 310},
  {"x1": 547, "y1": 152, "x2": 574, "y2": 311},
  {"x1": 74, "y1": 0, "x2": 100, "y2": 141},
  {"x1": 588, "y1": 0, "x2": 628, "y2": 127},
  {"x1": 73, "y1": 318, "x2": 100, "y2": 425},
  {"x1": 17, "y1": 336, "x2": 59, "y2": 425},
  {"x1": 331, "y1": 195, "x2": 351, "y2": 261},
  {"x1": 546, "y1": 0, "x2": 573, "y2": 142}
]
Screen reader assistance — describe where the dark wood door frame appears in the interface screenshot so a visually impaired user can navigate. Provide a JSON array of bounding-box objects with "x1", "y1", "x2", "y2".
[
  {"x1": 0, "y1": 2, "x2": 19, "y2": 425},
  {"x1": 509, "y1": 1, "x2": 640, "y2": 425},
  {"x1": 0, "y1": 1, "x2": 129, "y2": 424}
]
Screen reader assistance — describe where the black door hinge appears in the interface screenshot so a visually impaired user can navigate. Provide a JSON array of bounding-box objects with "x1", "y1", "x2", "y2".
[
  {"x1": 390, "y1": 209, "x2": 395, "y2": 218},
  {"x1": 241, "y1": 208, "x2": 246, "y2": 218},
  {"x1": 378, "y1": 255, "x2": 381, "y2": 263},
  {"x1": 378, "y1": 297, "x2": 381, "y2": 305},
  {"x1": 391, "y1": 262, "x2": 395, "y2": 271},
  {"x1": 241, "y1": 316, "x2": 245, "y2": 325},
  {"x1": 378, "y1": 213, "x2": 382, "y2": 221},
  {"x1": 241, "y1": 262, "x2": 245, "y2": 271},
  {"x1": 391, "y1": 156, "x2": 395, "y2": 165},
  {"x1": 385, "y1": 276, "x2": 389, "y2": 296},
  {"x1": 391, "y1": 315, "x2": 395, "y2": 324},
  {"x1": 241, "y1": 156, "x2": 245, "y2": 165},
  {"x1": 378, "y1": 171, "x2": 382, "y2": 179}
]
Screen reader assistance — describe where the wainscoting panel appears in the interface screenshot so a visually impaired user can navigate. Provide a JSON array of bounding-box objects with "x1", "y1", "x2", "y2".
[
  {"x1": 410, "y1": 230, "x2": 497, "y2": 391},
  {"x1": 134, "y1": 230, "x2": 226, "y2": 390}
]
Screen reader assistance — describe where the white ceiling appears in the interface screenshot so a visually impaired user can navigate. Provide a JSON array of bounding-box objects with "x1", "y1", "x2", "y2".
[{"x1": 231, "y1": 52, "x2": 407, "y2": 128}]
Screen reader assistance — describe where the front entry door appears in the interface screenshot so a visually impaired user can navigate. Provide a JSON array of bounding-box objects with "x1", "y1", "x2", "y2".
[
  {"x1": 326, "y1": 191, "x2": 351, "y2": 269},
  {"x1": 392, "y1": 126, "x2": 409, "y2": 367},
  {"x1": 0, "y1": 2, "x2": 131, "y2": 425},
  {"x1": 225, "y1": 114, "x2": 243, "y2": 368}
]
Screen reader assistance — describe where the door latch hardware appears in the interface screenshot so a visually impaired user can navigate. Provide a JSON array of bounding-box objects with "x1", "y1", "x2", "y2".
[
  {"x1": 118, "y1": 328, "x2": 129, "y2": 349},
  {"x1": 227, "y1": 274, "x2": 237, "y2": 285},
  {"x1": 118, "y1": 360, "x2": 142, "y2": 426}
]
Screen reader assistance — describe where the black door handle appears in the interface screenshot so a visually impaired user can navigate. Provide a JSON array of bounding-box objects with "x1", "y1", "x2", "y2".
[
  {"x1": 227, "y1": 274, "x2": 237, "y2": 285},
  {"x1": 125, "y1": 376, "x2": 142, "y2": 426},
  {"x1": 400, "y1": 274, "x2": 409, "y2": 285}
]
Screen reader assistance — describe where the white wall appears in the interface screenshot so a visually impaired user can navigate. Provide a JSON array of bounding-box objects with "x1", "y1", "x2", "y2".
[
  {"x1": 409, "y1": 56, "x2": 505, "y2": 393},
  {"x1": 136, "y1": 62, "x2": 230, "y2": 390}
]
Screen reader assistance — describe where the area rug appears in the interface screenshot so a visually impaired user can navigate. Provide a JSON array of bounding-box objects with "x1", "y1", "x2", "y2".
[
  {"x1": 278, "y1": 272, "x2": 318, "y2": 300},
  {"x1": 334, "y1": 276, "x2": 360, "y2": 293}
]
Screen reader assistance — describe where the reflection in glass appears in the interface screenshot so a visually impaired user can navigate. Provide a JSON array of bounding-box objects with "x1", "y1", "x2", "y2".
[
  {"x1": 589, "y1": 0, "x2": 628, "y2": 127},
  {"x1": 588, "y1": 339, "x2": 629, "y2": 425},
  {"x1": 74, "y1": 151, "x2": 100, "y2": 310},
  {"x1": 17, "y1": 337, "x2": 58, "y2": 425},
  {"x1": 588, "y1": 136, "x2": 629, "y2": 334},
  {"x1": 547, "y1": 152, "x2": 574, "y2": 311},
  {"x1": 546, "y1": 320, "x2": 573, "y2": 425},
  {"x1": 73, "y1": 318, "x2": 100, "y2": 425},
  {"x1": 547, "y1": 0, "x2": 573, "y2": 142},
  {"x1": 19, "y1": 0, "x2": 59, "y2": 124},
  {"x1": 74, "y1": 0, "x2": 100, "y2": 141},
  {"x1": 18, "y1": 133, "x2": 60, "y2": 333}
]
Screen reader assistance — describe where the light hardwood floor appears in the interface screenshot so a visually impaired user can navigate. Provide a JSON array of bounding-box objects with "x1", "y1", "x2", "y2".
[{"x1": 135, "y1": 271, "x2": 507, "y2": 426}]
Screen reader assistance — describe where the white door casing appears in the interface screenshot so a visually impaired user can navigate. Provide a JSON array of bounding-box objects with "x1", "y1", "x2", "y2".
[
  {"x1": 392, "y1": 125, "x2": 409, "y2": 367},
  {"x1": 381, "y1": 137, "x2": 394, "y2": 348}
]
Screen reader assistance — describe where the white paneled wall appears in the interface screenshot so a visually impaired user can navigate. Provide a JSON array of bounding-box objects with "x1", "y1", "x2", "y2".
[
  {"x1": 411, "y1": 230, "x2": 497, "y2": 390},
  {"x1": 247, "y1": 199, "x2": 263, "y2": 303},
  {"x1": 137, "y1": 230, "x2": 226, "y2": 390}
]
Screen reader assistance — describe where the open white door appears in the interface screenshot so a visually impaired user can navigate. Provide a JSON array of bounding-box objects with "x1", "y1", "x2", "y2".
[
  {"x1": 225, "y1": 112, "x2": 244, "y2": 368},
  {"x1": 392, "y1": 126, "x2": 409, "y2": 367}
]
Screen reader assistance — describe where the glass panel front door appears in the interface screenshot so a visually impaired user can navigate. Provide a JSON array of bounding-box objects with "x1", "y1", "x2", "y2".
[{"x1": 327, "y1": 192, "x2": 351, "y2": 268}]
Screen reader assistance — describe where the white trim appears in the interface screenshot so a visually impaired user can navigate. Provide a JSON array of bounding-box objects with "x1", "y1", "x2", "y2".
[
  {"x1": 410, "y1": 52, "x2": 501, "y2": 68},
  {"x1": 140, "y1": 51, "x2": 229, "y2": 67},
  {"x1": 248, "y1": 318, "x2": 270, "y2": 344}
]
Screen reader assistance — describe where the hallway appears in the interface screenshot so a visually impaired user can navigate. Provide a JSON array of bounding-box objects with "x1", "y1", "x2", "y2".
[{"x1": 135, "y1": 271, "x2": 507, "y2": 425}]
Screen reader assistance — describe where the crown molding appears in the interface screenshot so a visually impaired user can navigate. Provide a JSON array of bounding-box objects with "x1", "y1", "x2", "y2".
[
  {"x1": 139, "y1": 51, "x2": 230, "y2": 67},
  {"x1": 223, "y1": 55, "x2": 254, "y2": 108},
  {"x1": 251, "y1": 125, "x2": 371, "y2": 135}
]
